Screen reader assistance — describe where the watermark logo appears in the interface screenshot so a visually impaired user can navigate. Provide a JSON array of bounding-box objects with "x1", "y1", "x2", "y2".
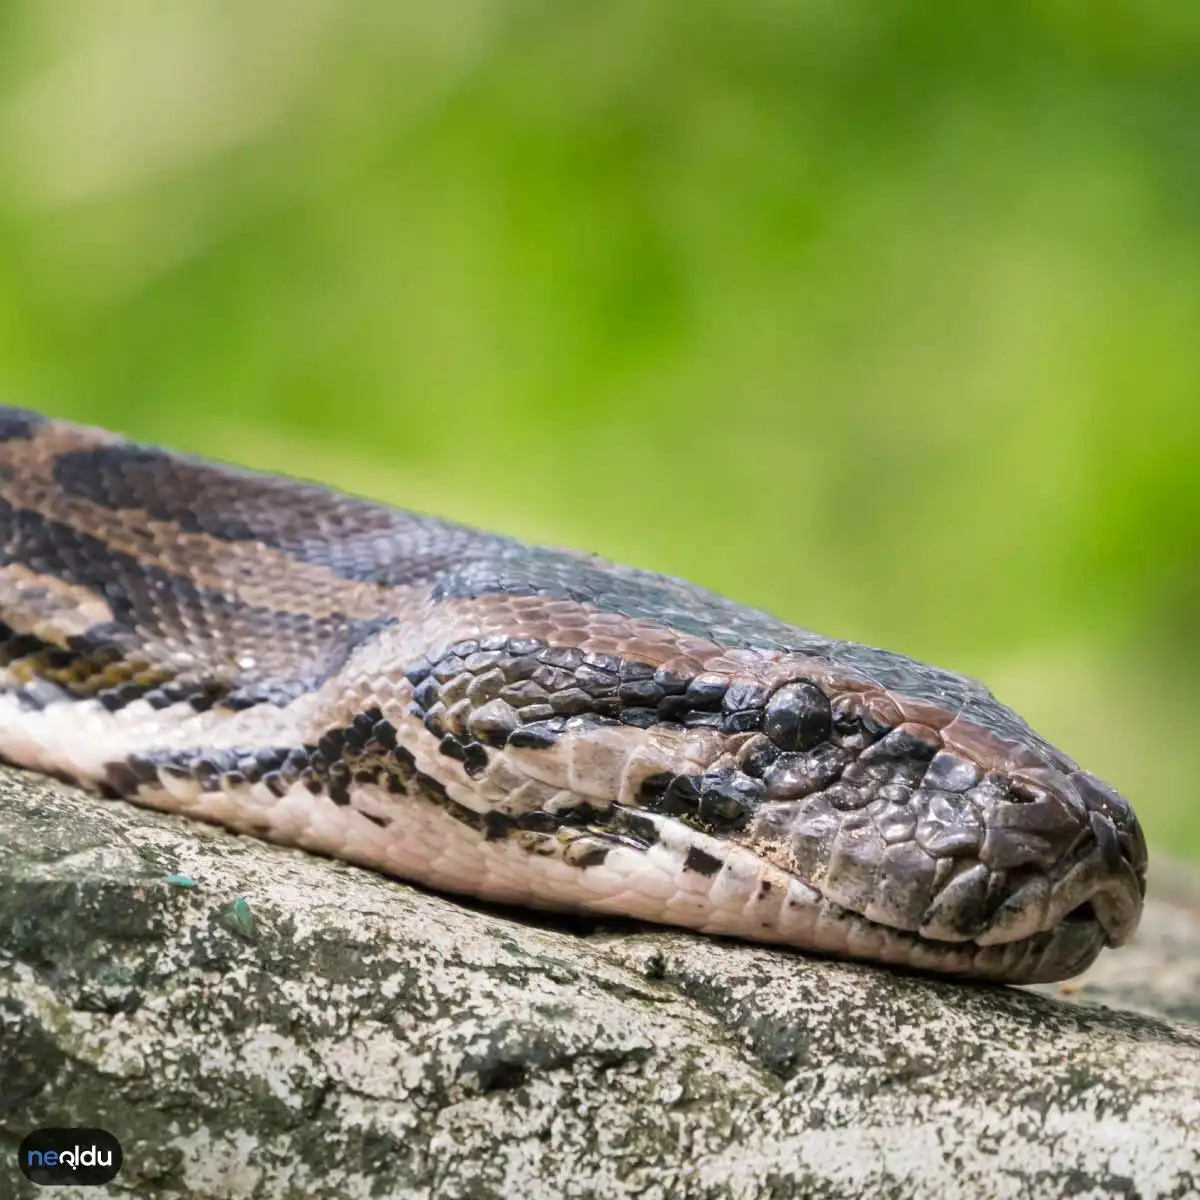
[{"x1": 18, "y1": 1129, "x2": 122, "y2": 1187}]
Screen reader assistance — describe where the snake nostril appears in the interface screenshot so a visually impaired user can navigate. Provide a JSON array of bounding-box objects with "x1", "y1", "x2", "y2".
[{"x1": 1008, "y1": 781, "x2": 1042, "y2": 804}]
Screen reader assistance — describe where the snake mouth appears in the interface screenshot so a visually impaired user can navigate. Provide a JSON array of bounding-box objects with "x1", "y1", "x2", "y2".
[
  {"x1": 1061, "y1": 884, "x2": 1143, "y2": 945},
  {"x1": 782, "y1": 890, "x2": 1116, "y2": 984},
  {"x1": 731, "y1": 820, "x2": 1145, "y2": 985},
  {"x1": 825, "y1": 852, "x2": 1143, "y2": 948},
  {"x1": 797, "y1": 859, "x2": 1144, "y2": 984}
]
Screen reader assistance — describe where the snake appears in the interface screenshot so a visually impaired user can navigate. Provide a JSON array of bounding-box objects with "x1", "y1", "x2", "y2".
[{"x1": 0, "y1": 405, "x2": 1147, "y2": 984}]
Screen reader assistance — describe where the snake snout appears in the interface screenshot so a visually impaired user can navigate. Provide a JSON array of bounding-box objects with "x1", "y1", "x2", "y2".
[
  {"x1": 1065, "y1": 769, "x2": 1148, "y2": 946},
  {"x1": 944, "y1": 765, "x2": 1146, "y2": 950},
  {"x1": 744, "y1": 746, "x2": 1146, "y2": 964}
]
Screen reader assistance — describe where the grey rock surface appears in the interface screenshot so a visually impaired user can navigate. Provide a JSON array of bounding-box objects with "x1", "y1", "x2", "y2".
[{"x1": 0, "y1": 765, "x2": 1196, "y2": 1200}]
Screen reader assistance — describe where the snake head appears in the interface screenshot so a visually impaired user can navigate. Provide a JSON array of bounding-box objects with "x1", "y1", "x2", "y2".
[
  {"x1": 633, "y1": 648, "x2": 1147, "y2": 983},
  {"x1": 408, "y1": 632, "x2": 1146, "y2": 984},
  {"x1": 722, "y1": 665, "x2": 1148, "y2": 981}
]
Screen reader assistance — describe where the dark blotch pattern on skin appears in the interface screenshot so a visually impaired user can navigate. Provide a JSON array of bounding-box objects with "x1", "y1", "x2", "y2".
[
  {"x1": 0, "y1": 498, "x2": 396, "y2": 709},
  {"x1": 19, "y1": 659, "x2": 265, "y2": 716},
  {"x1": 405, "y1": 640, "x2": 733, "y2": 781},
  {"x1": 51, "y1": 443, "x2": 500, "y2": 585},
  {"x1": 0, "y1": 619, "x2": 219, "y2": 714},
  {"x1": 683, "y1": 846, "x2": 723, "y2": 877},
  {"x1": 699, "y1": 772, "x2": 762, "y2": 826},
  {"x1": 612, "y1": 809, "x2": 662, "y2": 847},
  {"x1": 0, "y1": 407, "x2": 45, "y2": 443},
  {"x1": 101, "y1": 709, "x2": 439, "y2": 831},
  {"x1": 571, "y1": 845, "x2": 612, "y2": 869},
  {"x1": 101, "y1": 708, "x2": 533, "y2": 844}
]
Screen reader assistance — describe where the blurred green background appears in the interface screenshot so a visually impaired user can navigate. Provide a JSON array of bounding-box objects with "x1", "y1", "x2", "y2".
[{"x1": 0, "y1": 2, "x2": 1197, "y2": 857}]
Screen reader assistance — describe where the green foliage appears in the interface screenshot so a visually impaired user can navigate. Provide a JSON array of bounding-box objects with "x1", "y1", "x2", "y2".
[{"x1": 1, "y1": 1, "x2": 1196, "y2": 852}]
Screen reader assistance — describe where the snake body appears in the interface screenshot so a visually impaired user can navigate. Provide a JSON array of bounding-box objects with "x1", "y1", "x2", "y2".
[{"x1": 0, "y1": 406, "x2": 1147, "y2": 982}]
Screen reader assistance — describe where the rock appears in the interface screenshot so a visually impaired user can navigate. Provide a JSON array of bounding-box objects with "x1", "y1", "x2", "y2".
[{"x1": 0, "y1": 765, "x2": 1196, "y2": 1200}]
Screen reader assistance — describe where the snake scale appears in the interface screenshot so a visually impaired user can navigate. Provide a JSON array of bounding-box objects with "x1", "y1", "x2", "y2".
[{"x1": 0, "y1": 406, "x2": 1147, "y2": 983}]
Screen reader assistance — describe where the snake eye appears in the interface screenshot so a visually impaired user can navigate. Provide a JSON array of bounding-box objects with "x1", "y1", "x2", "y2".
[{"x1": 763, "y1": 681, "x2": 832, "y2": 752}]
